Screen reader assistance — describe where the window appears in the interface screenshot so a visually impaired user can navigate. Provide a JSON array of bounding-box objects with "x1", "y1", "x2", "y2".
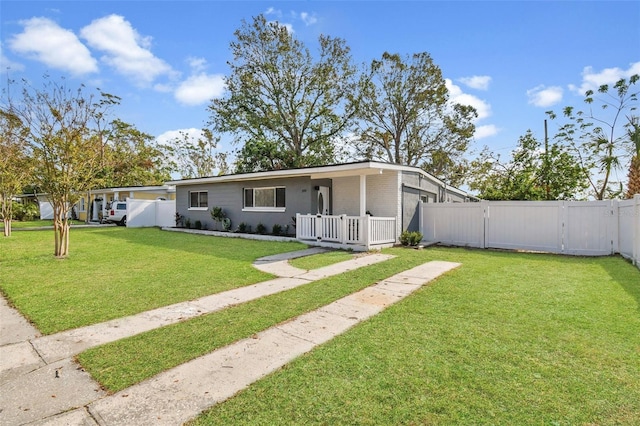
[
  {"x1": 79, "y1": 198, "x2": 86, "y2": 212},
  {"x1": 189, "y1": 191, "x2": 208, "y2": 209},
  {"x1": 243, "y1": 187, "x2": 285, "y2": 211}
]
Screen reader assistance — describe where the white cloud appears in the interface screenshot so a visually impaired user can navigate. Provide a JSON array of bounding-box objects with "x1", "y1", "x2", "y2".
[
  {"x1": 0, "y1": 42, "x2": 24, "y2": 72},
  {"x1": 9, "y1": 17, "x2": 98, "y2": 75},
  {"x1": 458, "y1": 75, "x2": 491, "y2": 91},
  {"x1": 174, "y1": 73, "x2": 225, "y2": 106},
  {"x1": 526, "y1": 85, "x2": 563, "y2": 107},
  {"x1": 187, "y1": 57, "x2": 208, "y2": 73},
  {"x1": 156, "y1": 127, "x2": 203, "y2": 145},
  {"x1": 300, "y1": 12, "x2": 318, "y2": 26},
  {"x1": 446, "y1": 79, "x2": 492, "y2": 120},
  {"x1": 80, "y1": 14, "x2": 174, "y2": 86},
  {"x1": 569, "y1": 61, "x2": 640, "y2": 95},
  {"x1": 264, "y1": 7, "x2": 281, "y2": 17},
  {"x1": 474, "y1": 124, "x2": 500, "y2": 139}
]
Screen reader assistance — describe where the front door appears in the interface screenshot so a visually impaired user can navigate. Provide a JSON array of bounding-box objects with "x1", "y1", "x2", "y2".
[{"x1": 317, "y1": 186, "x2": 330, "y2": 215}]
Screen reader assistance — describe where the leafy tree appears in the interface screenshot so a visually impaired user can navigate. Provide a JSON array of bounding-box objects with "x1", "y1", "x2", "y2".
[
  {"x1": 468, "y1": 130, "x2": 588, "y2": 200},
  {"x1": 6, "y1": 76, "x2": 118, "y2": 257},
  {"x1": 352, "y1": 52, "x2": 476, "y2": 186},
  {"x1": 101, "y1": 119, "x2": 171, "y2": 186},
  {"x1": 548, "y1": 74, "x2": 639, "y2": 199},
  {"x1": 160, "y1": 128, "x2": 229, "y2": 178},
  {"x1": 626, "y1": 116, "x2": 640, "y2": 198},
  {"x1": 0, "y1": 108, "x2": 32, "y2": 236},
  {"x1": 208, "y1": 14, "x2": 360, "y2": 171}
]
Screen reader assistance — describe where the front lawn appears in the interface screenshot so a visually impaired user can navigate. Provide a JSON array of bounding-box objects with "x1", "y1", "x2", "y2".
[
  {"x1": 0, "y1": 227, "x2": 306, "y2": 334},
  {"x1": 190, "y1": 249, "x2": 640, "y2": 425},
  {"x1": 3, "y1": 227, "x2": 639, "y2": 424}
]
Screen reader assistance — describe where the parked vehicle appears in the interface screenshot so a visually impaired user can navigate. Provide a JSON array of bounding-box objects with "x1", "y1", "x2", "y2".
[{"x1": 106, "y1": 200, "x2": 127, "y2": 226}]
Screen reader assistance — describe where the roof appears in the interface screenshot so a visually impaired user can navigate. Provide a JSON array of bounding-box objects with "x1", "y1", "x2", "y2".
[{"x1": 166, "y1": 161, "x2": 471, "y2": 198}]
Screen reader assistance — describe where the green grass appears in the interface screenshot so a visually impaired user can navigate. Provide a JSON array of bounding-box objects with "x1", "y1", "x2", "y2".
[
  {"x1": 288, "y1": 249, "x2": 356, "y2": 270},
  {"x1": 0, "y1": 227, "x2": 306, "y2": 334},
  {"x1": 4, "y1": 228, "x2": 640, "y2": 424},
  {"x1": 188, "y1": 248, "x2": 640, "y2": 425},
  {"x1": 78, "y1": 253, "x2": 404, "y2": 392}
]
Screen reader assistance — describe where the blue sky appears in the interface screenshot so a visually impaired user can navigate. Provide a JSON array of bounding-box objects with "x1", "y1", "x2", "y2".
[{"x1": 1, "y1": 1, "x2": 639, "y2": 170}]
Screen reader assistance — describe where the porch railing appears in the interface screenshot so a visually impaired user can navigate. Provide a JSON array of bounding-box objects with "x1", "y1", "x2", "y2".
[{"x1": 296, "y1": 214, "x2": 397, "y2": 249}]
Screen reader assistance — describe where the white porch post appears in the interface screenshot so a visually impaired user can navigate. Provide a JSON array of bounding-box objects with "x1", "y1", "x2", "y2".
[{"x1": 359, "y1": 174, "x2": 366, "y2": 216}]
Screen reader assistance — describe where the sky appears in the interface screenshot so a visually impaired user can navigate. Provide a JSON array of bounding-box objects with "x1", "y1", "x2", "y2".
[{"x1": 1, "y1": 0, "x2": 639, "y2": 178}]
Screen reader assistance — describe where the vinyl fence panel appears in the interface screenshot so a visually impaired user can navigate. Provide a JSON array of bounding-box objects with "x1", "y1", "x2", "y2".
[
  {"x1": 128, "y1": 199, "x2": 176, "y2": 228},
  {"x1": 618, "y1": 195, "x2": 640, "y2": 265},
  {"x1": 564, "y1": 201, "x2": 616, "y2": 256},
  {"x1": 421, "y1": 203, "x2": 484, "y2": 248},
  {"x1": 485, "y1": 201, "x2": 562, "y2": 253}
]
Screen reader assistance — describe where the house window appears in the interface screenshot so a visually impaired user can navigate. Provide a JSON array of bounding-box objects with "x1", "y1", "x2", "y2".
[
  {"x1": 243, "y1": 187, "x2": 285, "y2": 211},
  {"x1": 189, "y1": 191, "x2": 208, "y2": 209},
  {"x1": 79, "y1": 198, "x2": 86, "y2": 212}
]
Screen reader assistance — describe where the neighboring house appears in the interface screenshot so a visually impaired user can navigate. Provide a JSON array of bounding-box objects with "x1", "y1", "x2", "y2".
[
  {"x1": 29, "y1": 186, "x2": 175, "y2": 222},
  {"x1": 168, "y1": 161, "x2": 476, "y2": 250},
  {"x1": 79, "y1": 185, "x2": 176, "y2": 222}
]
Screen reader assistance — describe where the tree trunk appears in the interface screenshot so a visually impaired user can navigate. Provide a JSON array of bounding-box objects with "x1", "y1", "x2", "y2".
[
  {"x1": 53, "y1": 201, "x2": 70, "y2": 258},
  {"x1": 627, "y1": 155, "x2": 640, "y2": 198},
  {"x1": 3, "y1": 217, "x2": 11, "y2": 237}
]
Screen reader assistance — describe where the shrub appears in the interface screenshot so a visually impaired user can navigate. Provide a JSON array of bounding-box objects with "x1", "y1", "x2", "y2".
[
  {"x1": 11, "y1": 201, "x2": 39, "y2": 221},
  {"x1": 256, "y1": 223, "x2": 266, "y2": 234},
  {"x1": 400, "y1": 230, "x2": 423, "y2": 247},
  {"x1": 210, "y1": 207, "x2": 227, "y2": 230},
  {"x1": 409, "y1": 231, "x2": 423, "y2": 246},
  {"x1": 195, "y1": 220, "x2": 202, "y2": 230},
  {"x1": 272, "y1": 224, "x2": 282, "y2": 236},
  {"x1": 237, "y1": 222, "x2": 250, "y2": 233},
  {"x1": 185, "y1": 218, "x2": 192, "y2": 229}
]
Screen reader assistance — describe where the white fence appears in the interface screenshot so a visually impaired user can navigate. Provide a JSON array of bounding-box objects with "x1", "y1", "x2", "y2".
[
  {"x1": 127, "y1": 199, "x2": 176, "y2": 228},
  {"x1": 420, "y1": 195, "x2": 640, "y2": 267},
  {"x1": 296, "y1": 214, "x2": 396, "y2": 251}
]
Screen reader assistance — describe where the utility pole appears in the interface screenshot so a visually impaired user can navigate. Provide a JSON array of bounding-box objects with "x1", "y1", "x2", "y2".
[{"x1": 544, "y1": 119, "x2": 550, "y2": 200}]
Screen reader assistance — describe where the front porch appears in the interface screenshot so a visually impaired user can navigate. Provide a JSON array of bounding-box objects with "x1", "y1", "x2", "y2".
[{"x1": 296, "y1": 214, "x2": 397, "y2": 251}]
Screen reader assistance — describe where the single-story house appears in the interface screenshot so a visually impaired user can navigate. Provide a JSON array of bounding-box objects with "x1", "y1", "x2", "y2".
[
  {"x1": 78, "y1": 185, "x2": 176, "y2": 223},
  {"x1": 168, "y1": 161, "x2": 476, "y2": 250}
]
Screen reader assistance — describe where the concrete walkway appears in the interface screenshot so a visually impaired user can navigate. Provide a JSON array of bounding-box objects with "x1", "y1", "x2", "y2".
[{"x1": 1, "y1": 249, "x2": 460, "y2": 425}]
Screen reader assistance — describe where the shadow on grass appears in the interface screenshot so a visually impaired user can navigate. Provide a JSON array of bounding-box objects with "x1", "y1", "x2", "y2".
[
  {"x1": 601, "y1": 255, "x2": 640, "y2": 313},
  {"x1": 88, "y1": 226, "x2": 307, "y2": 263}
]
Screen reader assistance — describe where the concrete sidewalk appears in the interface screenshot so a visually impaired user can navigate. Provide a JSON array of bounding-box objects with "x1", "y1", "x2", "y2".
[
  {"x1": 0, "y1": 249, "x2": 391, "y2": 425},
  {"x1": 1, "y1": 249, "x2": 460, "y2": 425}
]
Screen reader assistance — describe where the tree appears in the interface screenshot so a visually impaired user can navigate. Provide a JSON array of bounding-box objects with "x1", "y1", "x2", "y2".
[
  {"x1": 101, "y1": 119, "x2": 171, "y2": 186},
  {"x1": 0, "y1": 108, "x2": 32, "y2": 236},
  {"x1": 626, "y1": 115, "x2": 640, "y2": 198},
  {"x1": 352, "y1": 52, "x2": 476, "y2": 186},
  {"x1": 548, "y1": 74, "x2": 639, "y2": 199},
  {"x1": 468, "y1": 130, "x2": 588, "y2": 200},
  {"x1": 7, "y1": 76, "x2": 118, "y2": 257},
  {"x1": 208, "y1": 14, "x2": 360, "y2": 171},
  {"x1": 159, "y1": 128, "x2": 229, "y2": 178}
]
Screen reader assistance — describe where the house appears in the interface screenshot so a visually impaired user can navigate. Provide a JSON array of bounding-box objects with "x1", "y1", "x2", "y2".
[
  {"x1": 29, "y1": 186, "x2": 175, "y2": 222},
  {"x1": 78, "y1": 185, "x2": 176, "y2": 222},
  {"x1": 168, "y1": 161, "x2": 475, "y2": 251}
]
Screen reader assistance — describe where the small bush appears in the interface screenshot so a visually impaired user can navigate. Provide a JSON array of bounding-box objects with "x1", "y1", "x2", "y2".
[
  {"x1": 195, "y1": 220, "x2": 202, "y2": 230},
  {"x1": 256, "y1": 223, "x2": 266, "y2": 235},
  {"x1": 272, "y1": 224, "x2": 282, "y2": 236},
  {"x1": 185, "y1": 218, "x2": 192, "y2": 229},
  {"x1": 237, "y1": 222, "x2": 250, "y2": 233},
  {"x1": 400, "y1": 230, "x2": 423, "y2": 247},
  {"x1": 409, "y1": 231, "x2": 423, "y2": 246},
  {"x1": 11, "y1": 201, "x2": 40, "y2": 221}
]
